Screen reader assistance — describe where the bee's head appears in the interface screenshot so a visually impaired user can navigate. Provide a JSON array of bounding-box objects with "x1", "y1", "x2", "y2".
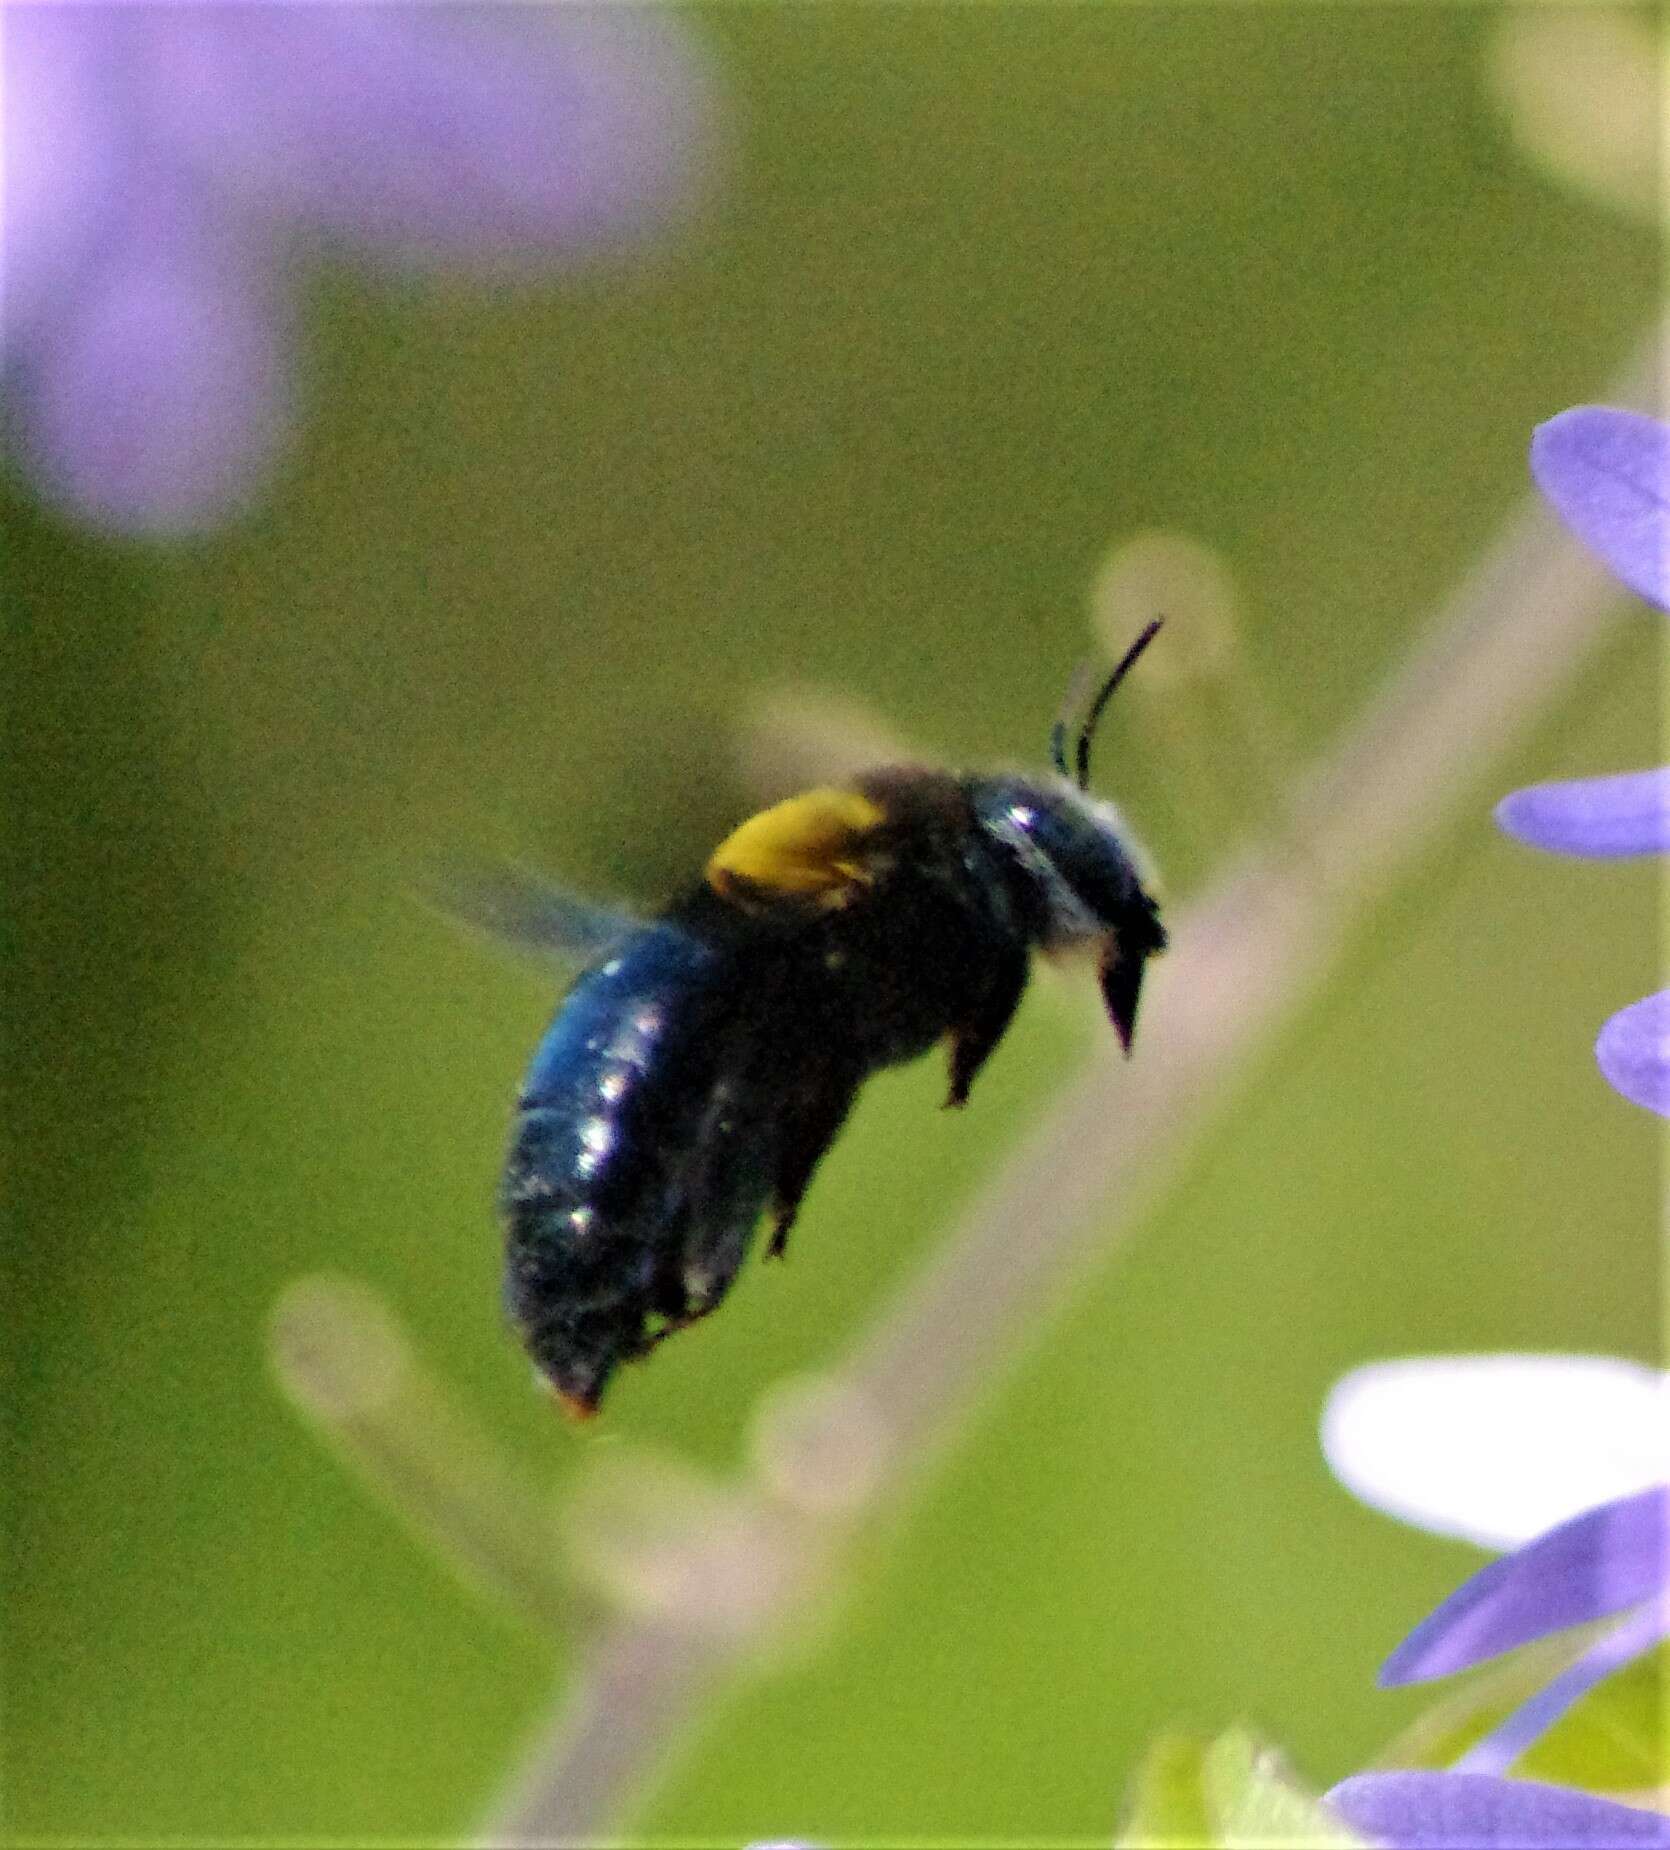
[
  {"x1": 968, "y1": 777, "x2": 1165, "y2": 1050},
  {"x1": 967, "y1": 623, "x2": 1168, "y2": 1051}
]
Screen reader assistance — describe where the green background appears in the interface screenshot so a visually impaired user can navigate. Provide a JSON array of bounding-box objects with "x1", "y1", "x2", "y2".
[{"x1": 6, "y1": 6, "x2": 1661, "y2": 1843}]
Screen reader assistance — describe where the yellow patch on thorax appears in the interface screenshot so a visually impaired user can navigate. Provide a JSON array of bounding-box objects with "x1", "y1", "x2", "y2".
[{"x1": 706, "y1": 787, "x2": 887, "y2": 905}]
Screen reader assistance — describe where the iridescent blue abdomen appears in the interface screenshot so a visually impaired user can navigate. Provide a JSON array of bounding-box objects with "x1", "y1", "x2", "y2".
[{"x1": 502, "y1": 917, "x2": 776, "y2": 1412}]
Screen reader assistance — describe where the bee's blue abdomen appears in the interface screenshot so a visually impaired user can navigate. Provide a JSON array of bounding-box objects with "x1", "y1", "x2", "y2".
[
  {"x1": 505, "y1": 922, "x2": 724, "y2": 1227},
  {"x1": 515, "y1": 922, "x2": 716, "y2": 1113},
  {"x1": 500, "y1": 919, "x2": 756, "y2": 1409}
]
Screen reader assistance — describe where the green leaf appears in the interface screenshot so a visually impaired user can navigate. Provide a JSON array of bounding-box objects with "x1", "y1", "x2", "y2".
[
  {"x1": 1117, "y1": 1729, "x2": 1370, "y2": 1849},
  {"x1": 1115, "y1": 1733, "x2": 1215, "y2": 1848},
  {"x1": 1204, "y1": 1729, "x2": 1370, "y2": 1849}
]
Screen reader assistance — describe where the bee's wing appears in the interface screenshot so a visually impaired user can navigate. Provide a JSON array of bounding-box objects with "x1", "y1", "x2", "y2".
[{"x1": 425, "y1": 860, "x2": 640, "y2": 964}]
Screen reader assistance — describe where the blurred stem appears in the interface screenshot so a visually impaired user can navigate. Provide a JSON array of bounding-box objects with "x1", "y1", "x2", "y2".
[
  {"x1": 486, "y1": 1622, "x2": 727, "y2": 1846},
  {"x1": 477, "y1": 331, "x2": 1664, "y2": 1846},
  {"x1": 271, "y1": 1276, "x2": 576, "y2": 1635}
]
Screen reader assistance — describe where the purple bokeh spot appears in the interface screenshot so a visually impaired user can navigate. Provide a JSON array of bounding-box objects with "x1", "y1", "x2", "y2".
[
  {"x1": 151, "y1": 6, "x2": 713, "y2": 270},
  {"x1": 18, "y1": 203, "x2": 289, "y2": 534},
  {"x1": 1, "y1": 7, "x2": 122, "y2": 352},
  {"x1": 1, "y1": 4, "x2": 716, "y2": 535}
]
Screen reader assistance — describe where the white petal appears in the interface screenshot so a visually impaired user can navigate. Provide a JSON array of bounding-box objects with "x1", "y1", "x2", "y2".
[{"x1": 1321, "y1": 1355, "x2": 1670, "y2": 1549}]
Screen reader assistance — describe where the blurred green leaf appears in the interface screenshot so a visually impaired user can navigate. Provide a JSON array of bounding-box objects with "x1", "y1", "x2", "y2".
[
  {"x1": 1119, "y1": 1729, "x2": 1368, "y2": 1848},
  {"x1": 1116, "y1": 1733, "x2": 1215, "y2": 1848},
  {"x1": 1204, "y1": 1730, "x2": 1369, "y2": 1849}
]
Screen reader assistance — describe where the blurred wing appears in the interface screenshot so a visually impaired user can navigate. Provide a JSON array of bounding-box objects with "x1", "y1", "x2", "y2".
[{"x1": 425, "y1": 860, "x2": 641, "y2": 964}]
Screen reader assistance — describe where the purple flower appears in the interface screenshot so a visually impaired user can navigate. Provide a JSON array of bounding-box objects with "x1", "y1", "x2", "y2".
[
  {"x1": 1495, "y1": 407, "x2": 1670, "y2": 1114},
  {"x1": 1328, "y1": 1772, "x2": 1670, "y2": 1849},
  {"x1": 1379, "y1": 1485, "x2": 1668, "y2": 1776},
  {"x1": 1324, "y1": 1356, "x2": 1669, "y2": 1779},
  {"x1": 1, "y1": 3, "x2": 714, "y2": 536}
]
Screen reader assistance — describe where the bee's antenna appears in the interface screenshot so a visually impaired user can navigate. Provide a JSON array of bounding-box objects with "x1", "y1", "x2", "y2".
[
  {"x1": 1048, "y1": 720, "x2": 1069, "y2": 780},
  {"x1": 1050, "y1": 660, "x2": 1098, "y2": 780},
  {"x1": 1075, "y1": 617, "x2": 1164, "y2": 790}
]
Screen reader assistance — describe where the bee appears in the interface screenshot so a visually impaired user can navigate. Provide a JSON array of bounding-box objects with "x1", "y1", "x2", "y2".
[{"x1": 494, "y1": 623, "x2": 1166, "y2": 1417}]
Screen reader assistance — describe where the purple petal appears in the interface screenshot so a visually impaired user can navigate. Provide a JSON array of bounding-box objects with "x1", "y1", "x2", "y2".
[
  {"x1": 1495, "y1": 769, "x2": 1670, "y2": 858},
  {"x1": 1328, "y1": 1773, "x2": 1670, "y2": 1849},
  {"x1": 1530, "y1": 408, "x2": 1670, "y2": 615},
  {"x1": 1456, "y1": 1597, "x2": 1670, "y2": 1776},
  {"x1": 1596, "y1": 991, "x2": 1670, "y2": 1117},
  {"x1": 1381, "y1": 1486, "x2": 1668, "y2": 1684},
  {"x1": 151, "y1": 6, "x2": 716, "y2": 268},
  {"x1": 15, "y1": 198, "x2": 290, "y2": 536}
]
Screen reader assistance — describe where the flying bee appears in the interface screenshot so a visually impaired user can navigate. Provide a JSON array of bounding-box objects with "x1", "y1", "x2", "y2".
[{"x1": 489, "y1": 623, "x2": 1167, "y2": 1417}]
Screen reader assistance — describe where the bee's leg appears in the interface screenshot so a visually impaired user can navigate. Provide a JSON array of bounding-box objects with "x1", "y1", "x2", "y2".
[
  {"x1": 671, "y1": 1205, "x2": 767, "y2": 1330},
  {"x1": 944, "y1": 948, "x2": 1028, "y2": 1108},
  {"x1": 639, "y1": 1227, "x2": 738, "y2": 1350},
  {"x1": 767, "y1": 1066, "x2": 862, "y2": 1259},
  {"x1": 764, "y1": 1203, "x2": 798, "y2": 1263},
  {"x1": 666, "y1": 1075, "x2": 780, "y2": 1317}
]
